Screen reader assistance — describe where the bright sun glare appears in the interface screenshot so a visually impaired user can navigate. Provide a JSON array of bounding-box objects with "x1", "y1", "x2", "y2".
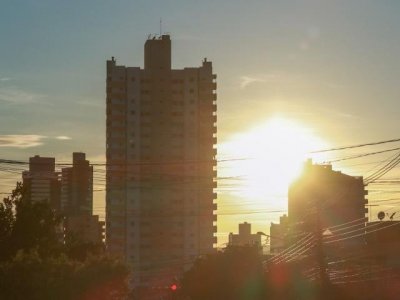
[{"x1": 218, "y1": 117, "x2": 329, "y2": 208}]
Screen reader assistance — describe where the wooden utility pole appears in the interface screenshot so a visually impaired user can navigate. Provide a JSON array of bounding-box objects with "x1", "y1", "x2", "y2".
[{"x1": 315, "y1": 200, "x2": 329, "y2": 300}]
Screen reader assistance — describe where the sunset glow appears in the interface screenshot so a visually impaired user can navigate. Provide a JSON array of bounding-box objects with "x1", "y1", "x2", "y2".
[{"x1": 218, "y1": 116, "x2": 330, "y2": 207}]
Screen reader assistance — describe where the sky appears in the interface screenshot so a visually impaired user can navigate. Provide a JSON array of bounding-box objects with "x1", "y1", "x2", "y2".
[{"x1": 1, "y1": 0, "x2": 400, "y2": 244}]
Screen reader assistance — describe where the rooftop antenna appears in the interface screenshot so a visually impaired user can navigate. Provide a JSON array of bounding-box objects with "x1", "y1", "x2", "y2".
[{"x1": 160, "y1": 18, "x2": 162, "y2": 36}]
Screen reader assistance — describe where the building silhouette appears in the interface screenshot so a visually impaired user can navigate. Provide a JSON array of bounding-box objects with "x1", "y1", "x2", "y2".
[
  {"x1": 270, "y1": 214, "x2": 288, "y2": 254},
  {"x1": 288, "y1": 160, "x2": 367, "y2": 234},
  {"x1": 22, "y1": 155, "x2": 60, "y2": 209},
  {"x1": 106, "y1": 35, "x2": 217, "y2": 287},
  {"x1": 61, "y1": 152, "x2": 93, "y2": 215},
  {"x1": 22, "y1": 154, "x2": 103, "y2": 245},
  {"x1": 61, "y1": 153, "x2": 104, "y2": 244},
  {"x1": 228, "y1": 222, "x2": 262, "y2": 250},
  {"x1": 270, "y1": 160, "x2": 368, "y2": 251}
]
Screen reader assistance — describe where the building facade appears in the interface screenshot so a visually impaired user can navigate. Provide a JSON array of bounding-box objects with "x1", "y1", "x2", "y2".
[
  {"x1": 106, "y1": 35, "x2": 217, "y2": 287},
  {"x1": 269, "y1": 214, "x2": 288, "y2": 254},
  {"x1": 60, "y1": 153, "x2": 103, "y2": 244},
  {"x1": 61, "y1": 152, "x2": 93, "y2": 215},
  {"x1": 287, "y1": 160, "x2": 368, "y2": 244},
  {"x1": 22, "y1": 155, "x2": 60, "y2": 209}
]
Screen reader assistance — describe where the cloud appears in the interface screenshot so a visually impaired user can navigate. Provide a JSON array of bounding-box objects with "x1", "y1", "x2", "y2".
[
  {"x1": 240, "y1": 76, "x2": 267, "y2": 89},
  {"x1": 240, "y1": 72, "x2": 345, "y2": 91},
  {"x1": 75, "y1": 98, "x2": 104, "y2": 108},
  {"x1": 55, "y1": 136, "x2": 71, "y2": 140},
  {"x1": 0, "y1": 87, "x2": 45, "y2": 104},
  {"x1": 239, "y1": 73, "x2": 288, "y2": 89},
  {"x1": 0, "y1": 135, "x2": 46, "y2": 148},
  {"x1": 0, "y1": 77, "x2": 12, "y2": 82},
  {"x1": 336, "y1": 112, "x2": 358, "y2": 119}
]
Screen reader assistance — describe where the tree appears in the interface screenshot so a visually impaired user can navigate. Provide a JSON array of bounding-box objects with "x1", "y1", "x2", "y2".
[
  {"x1": 181, "y1": 246, "x2": 269, "y2": 300},
  {"x1": 0, "y1": 182, "x2": 62, "y2": 261},
  {"x1": 64, "y1": 233, "x2": 105, "y2": 262},
  {"x1": 0, "y1": 250, "x2": 129, "y2": 300},
  {"x1": 0, "y1": 188, "x2": 15, "y2": 259},
  {"x1": 0, "y1": 183, "x2": 130, "y2": 299}
]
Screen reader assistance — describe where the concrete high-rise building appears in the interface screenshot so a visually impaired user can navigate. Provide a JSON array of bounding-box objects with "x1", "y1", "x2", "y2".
[
  {"x1": 22, "y1": 155, "x2": 60, "y2": 209},
  {"x1": 61, "y1": 152, "x2": 93, "y2": 215},
  {"x1": 106, "y1": 35, "x2": 217, "y2": 287},
  {"x1": 270, "y1": 160, "x2": 367, "y2": 256},
  {"x1": 287, "y1": 160, "x2": 368, "y2": 246},
  {"x1": 60, "y1": 153, "x2": 104, "y2": 245}
]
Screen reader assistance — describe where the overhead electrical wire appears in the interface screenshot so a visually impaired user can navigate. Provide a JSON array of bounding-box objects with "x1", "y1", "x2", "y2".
[{"x1": 310, "y1": 138, "x2": 400, "y2": 153}]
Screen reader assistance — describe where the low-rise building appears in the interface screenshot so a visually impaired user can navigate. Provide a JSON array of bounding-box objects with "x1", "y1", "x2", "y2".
[{"x1": 229, "y1": 222, "x2": 262, "y2": 249}]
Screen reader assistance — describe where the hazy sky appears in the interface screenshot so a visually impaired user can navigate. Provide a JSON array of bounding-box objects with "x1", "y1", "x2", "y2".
[{"x1": 1, "y1": 0, "x2": 400, "y2": 242}]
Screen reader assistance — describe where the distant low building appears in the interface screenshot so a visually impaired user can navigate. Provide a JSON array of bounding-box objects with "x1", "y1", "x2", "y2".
[{"x1": 229, "y1": 222, "x2": 262, "y2": 249}]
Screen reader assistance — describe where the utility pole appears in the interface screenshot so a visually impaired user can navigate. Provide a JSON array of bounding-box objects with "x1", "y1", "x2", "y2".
[{"x1": 315, "y1": 200, "x2": 329, "y2": 300}]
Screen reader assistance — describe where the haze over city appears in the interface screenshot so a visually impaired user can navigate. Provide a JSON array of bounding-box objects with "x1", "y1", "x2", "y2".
[
  {"x1": 1, "y1": 1, "x2": 400, "y2": 299},
  {"x1": 2, "y1": 1, "x2": 400, "y2": 245}
]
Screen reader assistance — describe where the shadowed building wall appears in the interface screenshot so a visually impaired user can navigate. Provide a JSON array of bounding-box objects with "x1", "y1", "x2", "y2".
[
  {"x1": 288, "y1": 160, "x2": 367, "y2": 245},
  {"x1": 22, "y1": 155, "x2": 60, "y2": 210}
]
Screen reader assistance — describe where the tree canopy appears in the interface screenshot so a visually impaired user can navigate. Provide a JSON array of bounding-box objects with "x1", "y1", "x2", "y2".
[
  {"x1": 0, "y1": 182, "x2": 129, "y2": 299},
  {"x1": 181, "y1": 246, "x2": 268, "y2": 300}
]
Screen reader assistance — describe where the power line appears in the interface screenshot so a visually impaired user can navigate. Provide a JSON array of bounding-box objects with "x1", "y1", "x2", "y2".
[{"x1": 310, "y1": 138, "x2": 400, "y2": 154}]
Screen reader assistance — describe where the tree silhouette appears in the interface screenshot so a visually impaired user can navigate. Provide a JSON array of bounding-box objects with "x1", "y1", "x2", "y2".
[
  {"x1": 181, "y1": 246, "x2": 268, "y2": 300},
  {"x1": 0, "y1": 183, "x2": 129, "y2": 299},
  {"x1": 0, "y1": 182, "x2": 62, "y2": 260}
]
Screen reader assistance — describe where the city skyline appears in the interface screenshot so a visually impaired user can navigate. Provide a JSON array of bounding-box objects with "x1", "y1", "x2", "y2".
[{"x1": 1, "y1": 1, "x2": 400, "y2": 245}]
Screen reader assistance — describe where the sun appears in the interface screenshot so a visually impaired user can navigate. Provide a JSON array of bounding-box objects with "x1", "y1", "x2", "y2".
[{"x1": 218, "y1": 116, "x2": 329, "y2": 209}]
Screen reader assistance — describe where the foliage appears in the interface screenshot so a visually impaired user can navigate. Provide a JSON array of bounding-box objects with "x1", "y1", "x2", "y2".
[
  {"x1": 0, "y1": 182, "x2": 62, "y2": 261},
  {"x1": 181, "y1": 245, "x2": 268, "y2": 300},
  {"x1": 0, "y1": 250, "x2": 129, "y2": 300},
  {"x1": 0, "y1": 183, "x2": 129, "y2": 299},
  {"x1": 64, "y1": 233, "x2": 105, "y2": 262},
  {"x1": 181, "y1": 246, "x2": 326, "y2": 300}
]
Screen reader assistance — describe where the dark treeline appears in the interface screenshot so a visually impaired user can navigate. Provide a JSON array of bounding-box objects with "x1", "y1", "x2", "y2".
[{"x1": 0, "y1": 183, "x2": 129, "y2": 300}]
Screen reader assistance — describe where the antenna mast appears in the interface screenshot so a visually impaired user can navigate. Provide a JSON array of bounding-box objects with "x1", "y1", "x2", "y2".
[{"x1": 160, "y1": 18, "x2": 162, "y2": 36}]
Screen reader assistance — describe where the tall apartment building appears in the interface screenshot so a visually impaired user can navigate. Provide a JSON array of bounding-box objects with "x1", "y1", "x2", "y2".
[
  {"x1": 22, "y1": 155, "x2": 60, "y2": 209},
  {"x1": 270, "y1": 160, "x2": 367, "y2": 254},
  {"x1": 61, "y1": 152, "x2": 93, "y2": 215},
  {"x1": 61, "y1": 153, "x2": 104, "y2": 244},
  {"x1": 106, "y1": 35, "x2": 217, "y2": 287},
  {"x1": 288, "y1": 160, "x2": 367, "y2": 242}
]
